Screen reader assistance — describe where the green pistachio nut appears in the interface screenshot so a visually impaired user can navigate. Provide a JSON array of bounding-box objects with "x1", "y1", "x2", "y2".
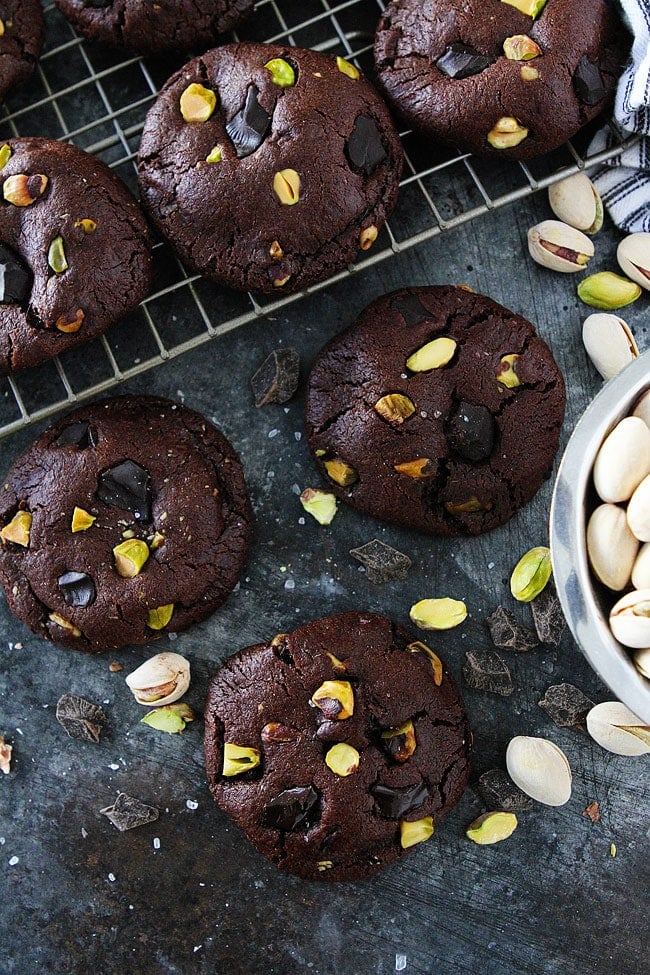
[
  {"x1": 264, "y1": 57, "x2": 296, "y2": 87},
  {"x1": 510, "y1": 546, "x2": 552, "y2": 601},
  {"x1": 577, "y1": 271, "x2": 642, "y2": 310}
]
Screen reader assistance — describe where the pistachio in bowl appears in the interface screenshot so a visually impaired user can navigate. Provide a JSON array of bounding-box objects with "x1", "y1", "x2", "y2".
[{"x1": 550, "y1": 349, "x2": 650, "y2": 723}]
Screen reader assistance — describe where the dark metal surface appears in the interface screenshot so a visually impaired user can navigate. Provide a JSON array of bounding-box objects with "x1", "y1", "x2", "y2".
[{"x1": 1, "y1": 4, "x2": 649, "y2": 974}]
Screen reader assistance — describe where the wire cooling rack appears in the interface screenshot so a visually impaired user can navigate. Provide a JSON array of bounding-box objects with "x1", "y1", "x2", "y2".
[{"x1": 0, "y1": 0, "x2": 636, "y2": 439}]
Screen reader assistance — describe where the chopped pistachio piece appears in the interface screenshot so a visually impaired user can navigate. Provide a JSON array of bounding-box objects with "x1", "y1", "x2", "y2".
[
  {"x1": 510, "y1": 546, "x2": 552, "y2": 602},
  {"x1": 466, "y1": 811, "x2": 518, "y2": 844},
  {"x1": 325, "y1": 742, "x2": 360, "y2": 776},
  {"x1": 381, "y1": 719, "x2": 416, "y2": 762},
  {"x1": 205, "y1": 145, "x2": 223, "y2": 163},
  {"x1": 503, "y1": 35, "x2": 542, "y2": 60},
  {"x1": 71, "y1": 506, "x2": 95, "y2": 532},
  {"x1": 147, "y1": 604, "x2": 174, "y2": 630},
  {"x1": 336, "y1": 56, "x2": 360, "y2": 80},
  {"x1": 520, "y1": 65, "x2": 539, "y2": 81},
  {"x1": 497, "y1": 353, "x2": 521, "y2": 388},
  {"x1": 264, "y1": 57, "x2": 296, "y2": 87},
  {"x1": 400, "y1": 816, "x2": 434, "y2": 848},
  {"x1": 394, "y1": 458, "x2": 434, "y2": 478},
  {"x1": 374, "y1": 393, "x2": 416, "y2": 425},
  {"x1": 3, "y1": 173, "x2": 48, "y2": 206},
  {"x1": 406, "y1": 640, "x2": 443, "y2": 685},
  {"x1": 180, "y1": 83, "x2": 217, "y2": 122},
  {"x1": 56, "y1": 309, "x2": 85, "y2": 333},
  {"x1": 359, "y1": 225, "x2": 378, "y2": 250},
  {"x1": 0, "y1": 143, "x2": 11, "y2": 169},
  {"x1": 300, "y1": 488, "x2": 338, "y2": 525},
  {"x1": 222, "y1": 742, "x2": 261, "y2": 776},
  {"x1": 0, "y1": 735, "x2": 12, "y2": 774},
  {"x1": 323, "y1": 457, "x2": 358, "y2": 487},
  {"x1": 273, "y1": 168, "x2": 301, "y2": 205},
  {"x1": 48, "y1": 235, "x2": 68, "y2": 274},
  {"x1": 113, "y1": 539, "x2": 150, "y2": 578},
  {"x1": 1, "y1": 510, "x2": 31, "y2": 546},
  {"x1": 48, "y1": 612, "x2": 81, "y2": 637},
  {"x1": 487, "y1": 117, "x2": 528, "y2": 149},
  {"x1": 311, "y1": 679, "x2": 354, "y2": 719},
  {"x1": 409, "y1": 597, "x2": 467, "y2": 630},
  {"x1": 141, "y1": 703, "x2": 194, "y2": 734},
  {"x1": 74, "y1": 218, "x2": 97, "y2": 233},
  {"x1": 500, "y1": 0, "x2": 548, "y2": 16},
  {"x1": 406, "y1": 337, "x2": 456, "y2": 371}
]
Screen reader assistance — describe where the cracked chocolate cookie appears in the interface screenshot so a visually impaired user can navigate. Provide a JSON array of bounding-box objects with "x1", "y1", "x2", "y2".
[
  {"x1": 204, "y1": 611, "x2": 471, "y2": 881},
  {"x1": 306, "y1": 285, "x2": 566, "y2": 536},
  {"x1": 137, "y1": 43, "x2": 402, "y2": 294},
  {"x1": 0, "y1": 0, "x2": 43, "y2": 103},
  {"x1": 0, "y1": 395, "x2": 252, "y2": 652},
  {"x1": 55, "y1": 0, "x2": 255, "y2": 57},
  {"x1": 0, "y1": 138, "x2": 151, "y2": 374},
  {"x1": 374, "y1": 0, "x2": 627, "y2": 159}
]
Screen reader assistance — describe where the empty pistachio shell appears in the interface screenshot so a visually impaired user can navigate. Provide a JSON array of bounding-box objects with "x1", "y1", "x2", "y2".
[
  {"x1": 609, "y1": 588, "x2": 650, "y2": 648},
  {"x1": 582, "y1": 313, "x2": 638, "y2": 380},
  {"x1": 632, "y1": 542, "x2": 650, "y2": 589},
  {"x1": 577, "y1": 271, "x2": 641, "y2": 310},
  {"x1": 632, "y1": 647, "x2": 650, "y2": 679},
  {"x1": 627, "y1": 475, "x2": 650, "y2": 541},
  {"x1": 509, "y1": 546, "x2": 551, "y2": 601},
  {"x1": 548, "y1": 173, "x2": 603, "y2": 234},
  {"x1": 586, "y1": 701, "x2": 650, "y2": 756},
  {"x1": 527, "y1": 220, "x2": 594, "y2": 273},
  {"x1": 616, "y1": 232, "x2": 650, "y2": 290},
  {"x1": 505, "y1": 736, "x2": 572, "y2": 806},
  {"x1": 466, "y1": 811, "x2": 518, "y2": 845},
  {"x1": 587, "y1": 503, "x2": 638, "y2": 590},
  {"x1": 399, "y1": 816, "x2": 434, "y2": 848},
  {"x1": 593, "y1": 416, "x2": 650, "y2": 503},
  {"x1": 632, "y1": 389, "x2": 650, "y2": 428},
  {"x1": 126, "y1": 652, "x2": 190, "y2": 706},
  {"x1": 409, "y1": 597, "x2": 467, "y2": 630},
  {"x1": 300, "y1": 488, "x2": 337, "y2": 525}
]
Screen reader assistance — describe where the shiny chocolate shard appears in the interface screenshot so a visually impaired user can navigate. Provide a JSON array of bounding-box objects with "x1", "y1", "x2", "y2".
[
  {"x1": 226, "y1": 85, "x2": 271, "y2": 158},
  {"x1": 96, "y1": 459, "x2": 152, "y2": 522}
]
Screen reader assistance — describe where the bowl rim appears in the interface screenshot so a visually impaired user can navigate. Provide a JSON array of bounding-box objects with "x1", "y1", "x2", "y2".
[{"x1": 549, "y1": 348, "x2": 650, "y2": 724}]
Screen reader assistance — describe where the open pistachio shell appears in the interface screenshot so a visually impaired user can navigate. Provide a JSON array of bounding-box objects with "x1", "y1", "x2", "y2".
[
  {"x1": 609, "y1": 588, "x2": 650, "y2": 648},
  {"x1": 527, "y1": 220, "x2": 594, "y2": 273},
  {"x1": 125, "y1": 652, "x2": 190, "y2": 706},
  {"x1": 505, "y1": 736, "x2": 572, "y2": 806},
  {"x1": 586, "y1": 701, "x2": 650, "y2": 756},
  {"x1": 586, "y1": 503, "x2": 638, "y2": 591},
  {"x1": 548, "y1": 172, "x2": 603, "y2": 234},
  {"x1": 581, "y1": 313, "x2": 638, "y2": 380},
  {"x1": 592, "y1": 416, "x2": 650, "y2": 503},
  {"x1": 616, "y1": 232, "x2": 650, "y2": 291}
]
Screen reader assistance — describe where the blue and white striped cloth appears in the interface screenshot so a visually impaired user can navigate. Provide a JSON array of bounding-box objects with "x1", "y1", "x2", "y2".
[{"x1": 590, "y1": 0, "x2": 650, "y2": 233}]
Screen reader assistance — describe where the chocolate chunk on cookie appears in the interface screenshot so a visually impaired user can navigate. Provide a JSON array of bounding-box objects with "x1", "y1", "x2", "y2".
[
  {"x1": 306, "y1": 286, "x2": 566, "y2": 536},
  {"x1": 374, "y1": 0, "x2": 627, "y2": 158},
  {"x1": 0, "y1": 138, "x2": 151, "y2": 374},
  {"x1": 204, "y1": 612, "x2": 471, "y2": 881},
  {"x1": 0, "y1": 0, "x2": 43, "y2": 103},
  {"x1": 0, "y1": 396, "x2": 252, "y2": 652},
  {"x1": 55, "y1": 0, "x2": 254, "y2": 56},
  {"x1": 137, "y1": 43, "x2": 402, "y2": 294}
]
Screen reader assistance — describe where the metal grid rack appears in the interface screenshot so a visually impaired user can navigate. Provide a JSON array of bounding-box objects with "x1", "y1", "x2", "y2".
[{"x1": 0, "y1": 0, "x2": 636, "y2": 440}]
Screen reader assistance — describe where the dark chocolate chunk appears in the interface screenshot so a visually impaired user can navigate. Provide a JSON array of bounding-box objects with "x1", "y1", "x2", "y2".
[
  {"x1": 58, "y1": 571, "x2": 96, "y2": 608},
  {"x1": 226, "y1": 85, "x2": 271, "y2": 158},
  {"x1": 96, "y1": 459, "x2": 152, "y2": 522},
  {"x1": 475, "y1": 768, "x2": 532, "y2": 812},
  {"x1": 485, "y1": 606, "x2": 539, "y2": 652},
  {"x1": 447, "y1": 401, "x2": 495, "y2": 462},
  {"x1": 100, "y1": 792, "x2": 159, "y2": 832},
  {"x1": 55, "y1": 422, "x2": 97, "y2": 449},
  {"x1": 462, "y1": 649, "x2": 514, "y2": 696},
  {"x1": 261, "y1": 786, "x2": 320, "y2": 832},
  {"x1": 538, "y1": 683, "x2": 594, "y2": 728},
  {"x1": 573, "y1": 57, "x2": 606, "y2": 106},
  {"x1": 436, "y1": 43, "x2": 491, "y2": 80},
  {"x1": 531, "y1": 582, "x2": 566, "y2": 647},
  {"x1": 346, "y1": 115, "x2": 387, "y2": 175},
  {"x1": 349, "y1": 538, "x2": 412, "y2": 584},
  {"x1": 371, "y1": 780, "x2": 429, "y2": 818},
  {"x1": 55, "y1": 693, "x2": 106, "y2": 743},
  {"x1": 251, "y1": 347, "x2": 300, "y2": 407},
  {"x1": 390, "y1": 292, "x2": 429, "y2": 326},
  {"x1": 0, "y1": 243, "x2": 32, "y2": 306}
]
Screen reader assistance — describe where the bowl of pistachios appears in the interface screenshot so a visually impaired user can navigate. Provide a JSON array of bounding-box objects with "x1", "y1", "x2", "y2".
[{"x1": 550, "y1": 348, "x2": 650, "y2": 723}]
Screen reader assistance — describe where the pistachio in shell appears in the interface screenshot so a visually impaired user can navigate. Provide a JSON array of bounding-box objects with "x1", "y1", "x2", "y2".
[
  {"x1": 616, "y1": 232, "x2": 650, "y2": 291},
  {"x1": 586, "y1": 503, "x2": 638, "y2": 591},
  {"x1": 505, "y1": 735, "x2": 572, "y2": 806},
  {"x1": 527, "y1": 220, "x2": 594, "y2": 273},
  {"x1": 126, "y1": 651, "x2": 190, "y2": 706},
  {"x1": 548, "y1": 172, "x2": 603, "y2": 234},
  {"x1": 581, "y1": 313, "x2": 638, "y2": 380}
]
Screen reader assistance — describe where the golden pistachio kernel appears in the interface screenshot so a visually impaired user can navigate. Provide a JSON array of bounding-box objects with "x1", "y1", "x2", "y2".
[
  {"x1": 48, "y1": 236, "x2": 68, "y2": 274},
  {"x1": 180, "y1": 82, "x2": 217, "y2": 122},
  {"x1": 487, "y1": 117, "x2": 528, "y2": 149},
  {"x1": 74, "y1": 218, "x2": 97, "y2": 233},
  {"x1": 3, "y1": 173, "x2": 48, "y2": 206},
  {"x1": 273, "y1": 168, "x2": 301, "y2": 205},
  {"x1": 406, "y1": 640, "x2": 443, "y2": 685},
  {"x1": 48, "y1": 612, "x2": 81, "y2": 637},
  {"x1": 222, "y1": 742, "x2": 261, "y2": 777},
  {"x1": 141, "y1": 702, "x2": 194, "y2": 734},
  {"x1": 374, "y1": 393, "x2": 416, "y2": 425},
  {"x1": 56, "y1": 309, "x2": 85, "y2": 334},
  {"x1": 336, "y1": 56, "x2": 360, "y2": 80},
  {"x1": 269, "y1": 239, "x2": 283, "y2": 260},
  {"x1": 205, "y1": 145, "x2": 222, "y2": 163},
  {"x1": 520, "y1": 65, "x2": 539, "y2": 81},
  {"x1": 406, "y1": 337, "x2": 456, "y2": 372},
  {"x1": 0, "y1": 19, "x2": 4, "y2": 37},
  {"x1": 316, "y1": 860, "x2": 333, "y2": 871},
  {"x1": 273, "y1": 273, "x2": 291, "y2": 288},
  {"x1": 113, "y1": 539, "x2": 150, "y2": 578},
  {"x1": 577, "y1": 271, "x2": 642, "y2": 310},
  {"x1": 466, "y1": 811, "x2": 518, "y2": 845},
  {"x1": 500, "y1": 0, "x2": 548, "y2": 15},
  {"x1": 400, "y1": 816, "x2": 434, "y2": 849},
  {"x1": 444, "y1": 496, "x2": 492, "y2": 513},
  {"x1": 325, "y1": 651, "x2": 347, "y2": 672},
  {"x1": 0, "y1": 143, "x2": 12, "y2": 169},
  {"x1": 409, "y1": 597, "x2": 467, "y2": 630},
  {"x1": 382, "y1": 719, "x2": 416, "y2": 762},
  {"x1": 71, "y1": 506, "x2": 95, "y2": 532},
  {"x1": 300, "y1": 487, "x2": 338, "y2": 525},
  {"x1": 264, "y1": 57, "x2": 295, "y2": 87},
  {"x1": 148, "y1": 531, "x2": 165, "y2": 550},
  {"x1": 503, "y1": 35, "x2": 542, "y2": 60},
  {"x1": 394, "y1": 458, "x2": 434, "y2": 478},
  {"x1": 325, "y1": 742, "x2": 360, "y2": 776},
  {"x1": 510, "y1": 545, "x2": 552, "y2": 602},
  {"x1": 147, "y1": 604, "x2": 174, "y2": 630},
  {"x1": 359, "y1": 225, "x2": 378, "y2": 250},
  {"x1": 0, "y1": 510, "x2": 31, "y2": 547},
  {"x1": 497, "y1": 353, "x2": 521, "y2": 388},
  {"x1": 323, "y1": 457, "x2": 358, "y2": 487},
  {"x1": 311, "y1": 679, "x2": 354, "y2": 720}
]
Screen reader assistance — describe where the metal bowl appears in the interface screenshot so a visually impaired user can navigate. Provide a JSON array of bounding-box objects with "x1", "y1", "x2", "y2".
[{"x1": 550, "y1": 349, "x2": 650, "y2": 723}]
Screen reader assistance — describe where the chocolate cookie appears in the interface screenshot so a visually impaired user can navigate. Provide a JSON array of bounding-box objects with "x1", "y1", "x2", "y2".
[
  {"x1": 137, "y1": 43, "x2": 402, "y2": 294},
  {"x1": 0, "y1": 0, "x2": 43, "y2": 103},
  {"x1": 374, "y1": 0, "x2": 627, "y2": 159},
  {"x1": 55, "y1": 0, "x2": 254, "y2": 57},
  {"x1": 306, "y1": 286, "x2": 566, "y2": 536},
  {"x1": 0, "y1": 395, "x2": 252, "y2": 652},
  {"x1": 204, "y1": 611, "x2": 471, "y2": 881},
  {"x1": 0, "y1": 138, "x2": 152, "y2": 374}
]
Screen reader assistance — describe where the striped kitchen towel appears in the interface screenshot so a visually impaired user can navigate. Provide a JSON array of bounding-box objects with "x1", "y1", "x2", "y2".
[{"x1": 590, "y1": 0, "x2": 650, "y2": 233}]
